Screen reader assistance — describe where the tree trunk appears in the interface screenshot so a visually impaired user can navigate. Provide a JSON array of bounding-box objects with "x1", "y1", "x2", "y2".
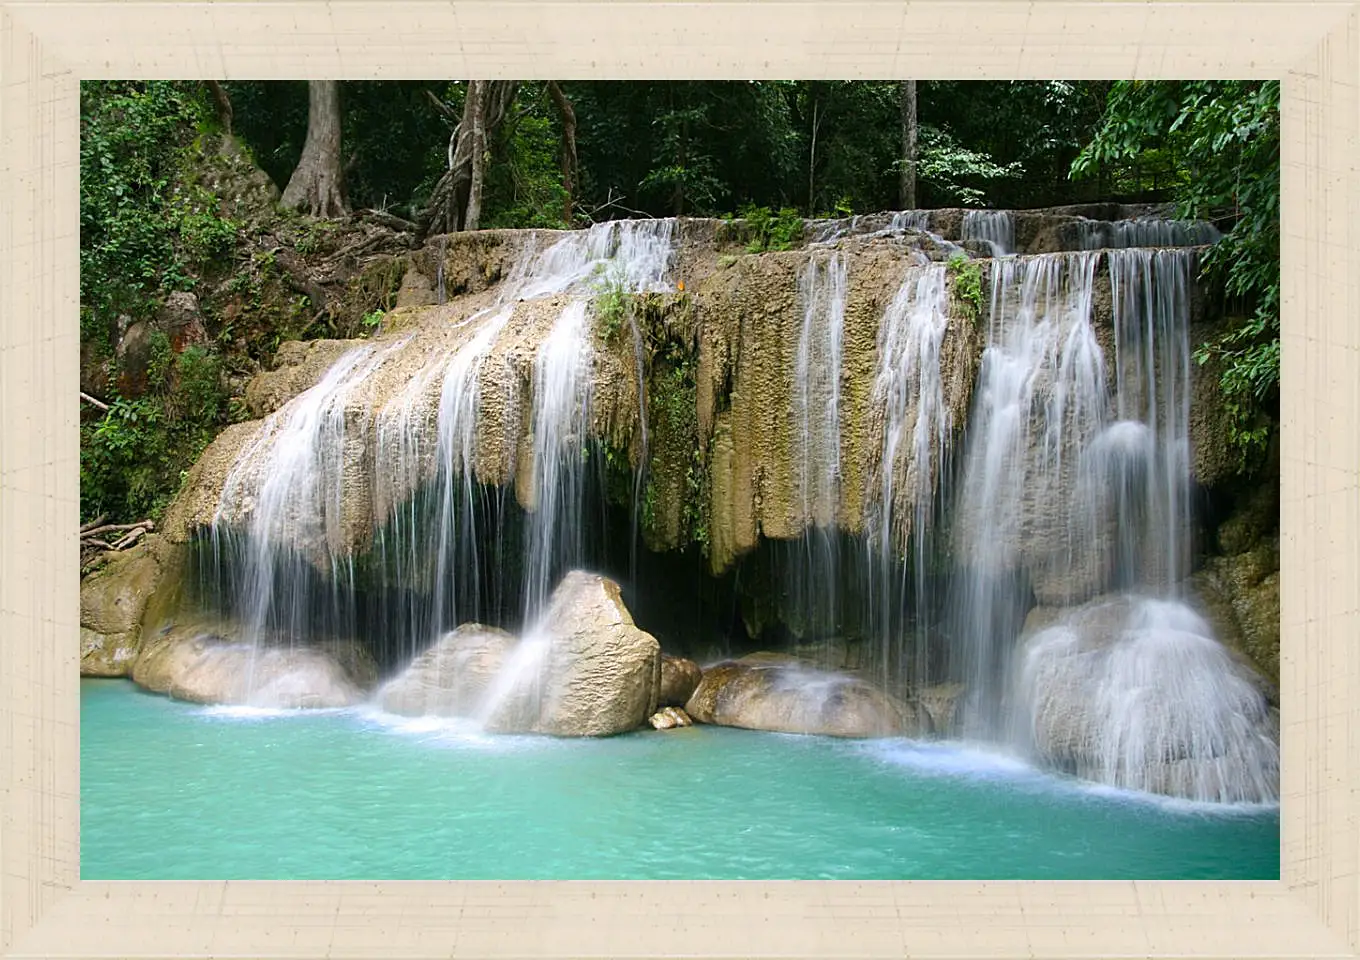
[
  {"x1": 547, "y1": 81, "x2": 578, "y2": 224},
  {"x1": 899, "y1": 80, "x2": 918, "y2": 209},
  {"x1": 670, "y1": 83, "x2": 685, "y2": 216},
  {"x1": 465, "y1": 80, "x2": 487, "y2": 232},
  {"x1": 281, "y1": 80, "x2": 348, "y2": 218},
  {"x1": 808, "y1": 97, "x2": 820, "y2": 214},
  {"x1": 205, "y1": 80, "x2": 233, "y2": 135},
  {"x1": 418, "y1": 81, "x2": 520, "y2": 239}
]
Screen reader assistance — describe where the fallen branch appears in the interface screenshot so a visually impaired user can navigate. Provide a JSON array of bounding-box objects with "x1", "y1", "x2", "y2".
[
  {"x1": 581, "y1": 190, "x2": 652, "y2": 222},
  {"x1": 80, "y1": 519, "x2": 154, "y2": 540},
  {"x1": 80, "y1": 392, "x2": 110, "y2": 412},
  {"x1": 80, "y1": 514, "x2": 108, "y2": 534},
  {"x1": 112, "y1": 527, "x2": 147, "y2": 551},
  {"x1": 358, "y1": 208, "x2": 418, "y2": 234}
]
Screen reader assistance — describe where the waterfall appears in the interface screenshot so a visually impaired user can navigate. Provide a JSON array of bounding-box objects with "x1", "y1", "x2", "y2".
[
  {"x1": 1104, "y1": 247, "x2": 1195, "y2": 590},
  {"x1": 189, "y1": 203, "x2": 1274, "y2": 802},
  {"x1": 1074, "y1": 217, "x2": 1220, "y2": 250},
  {"x1": 946, "y1": 252, "x2": 1105, "y2": 735},
  {"x1": 211, "y1": 337, "x2": 409, "y2": 700},
  {"x1": 1013, "y1": 596, "x2": 1280, "y2": 804},
  {"x1": 889, "y1": 210, "x2": 931, "y2": 232},
  {"x1": 790, "y1": 251, "x2": 848, "y2": 641},
  {"x1": 205, "y1": 219, "x2": 675, "y2": 696},
  {"x1": 865, "y1": 262, "x2": 952, "y2": 692},
  {"x1": 962, "y1": 210, "x2": 1015, "y2": 257},
  {"x1": 795, "y1": 252, "x2": 847, "y2": 529},
  {"x1": 949, "y1": 245, "x2": 1279, "y2": 804},
  {"x1": 523, "y1": 300, "x2": 595, "y2": 621},
  {"x1": 376, "y1": 218, "x2": 675, "y2": 639}
]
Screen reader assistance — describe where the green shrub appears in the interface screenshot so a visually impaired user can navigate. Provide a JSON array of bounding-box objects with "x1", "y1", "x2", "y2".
[
  {"x1": 741, "y1": 205, "x2": 804, "y2": 253},
  {"x1": 946, "y1": 253, "x2": 985, "y2": 324}
]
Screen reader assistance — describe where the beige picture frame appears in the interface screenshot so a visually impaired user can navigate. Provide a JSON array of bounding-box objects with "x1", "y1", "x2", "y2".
[{"x1": 2, "y1": 2, "x2": 1354, "y2": 957}]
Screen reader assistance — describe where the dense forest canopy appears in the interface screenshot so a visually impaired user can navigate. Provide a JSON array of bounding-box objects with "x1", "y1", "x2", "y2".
[{"x1": 78, "y1": 79, "x2": 1280, "y2": 526}]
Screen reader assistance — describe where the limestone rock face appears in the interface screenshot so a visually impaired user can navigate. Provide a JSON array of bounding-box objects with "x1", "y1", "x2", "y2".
[
  {"x1": 1182, "y1": 474, "x2": 1281, "y2": 689},
  {"x1": 658, "y1": 654, "x2": 702, "y2": 707},
  {"x1": 131, "y1": 621, "x2": 377, "y2": 709},
  {"x1": 80, "y1": 541, "x2": 162, "y2": 637},
  {"x1": 245, "y1": 339, "x2": 365, "y2": 418},
  {"x1": 1013, "y1": 594, "x2": 1279, "y2": 804},
  {"x1": 159, "y1": 421, "x2": 265, "y2": 543},
  {"x1": 79, "y1": 540, "x2": 169, "y2": 677},
  {"x1": 482, "y1": 571, "x2": 661, "y2": 737},
  {"x1": 684, "y1": 658, "x2": 915, "y2": 738},
  {"x1": 375, "y1": 623, "x2": 517, "y2": 717},
  {"x1": 1184, "y1": 547, "x2": 1280, "y2": 694},
  {"x1": 81, "y1": 627, "x2": 140, "y2": 677},
  {"x1": 916, "y1": 682, "x2": 966, "y2": 738}
]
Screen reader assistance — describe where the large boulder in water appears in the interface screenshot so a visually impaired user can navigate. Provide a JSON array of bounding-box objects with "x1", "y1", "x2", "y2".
[
  {"x1": 658, "y1": 654, "x2": 702, "y2": 707},
  {"x1": 480, "y1": 571, "x2": 662, "y2": 737},
  {"x1": 1013, "y1": 594, "x2": 1279, "y2": 804},
  {"x1": 684, "y1": 658, "x2": 916, "y2": 738},
  {"x1": 375, "y1": 623, "x2": 517, "y2": 717},
  {"x1": 131, "y1": 621, "x2": 378, "y2": 708}
]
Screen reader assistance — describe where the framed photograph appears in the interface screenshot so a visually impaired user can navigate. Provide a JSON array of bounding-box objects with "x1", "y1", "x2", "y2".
[{"x1": 2, "y1": 2, "x2": 1355, "y2": 957}]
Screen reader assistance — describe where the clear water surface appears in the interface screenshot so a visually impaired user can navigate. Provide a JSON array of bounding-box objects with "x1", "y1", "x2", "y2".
[{"x1": 80, "y1": 679, "x2": 1280, "y2": 880}]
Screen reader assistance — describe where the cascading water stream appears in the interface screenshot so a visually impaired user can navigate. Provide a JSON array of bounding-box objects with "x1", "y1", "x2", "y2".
[
  {"x1": 211, "y1": 337, "x2": 409, "y2": 703},
  {"x1": 523, "y1": 299, "x2": 595, "y2": 621},
  {"x1": 1074, "y1": 217, "x2": 1220, "y2": 251},
  {"x1": 626, "y1": 312, "x2": 650, "y2": 586},
  {"x1": 946, "y1": 252, "x2": 1105, "y2": 736},
  {"x1": 791, "y1": 251, "x2": 847, "y2": 644},
  {"x1": 865, "y1": 262, "x2": 952, "y2": 693},
  {"x1": 962, "y1": 210, "x2": 1015, "y2": 257},
  {"x1": 207, "y1": 218, "x2": 676, "y2": 713},
  {"x1": 935, "y1": 243, "x2": 1279, "y2": 803},
  {"x1": 1104, "y1": 247, "x2": 1195, "y2": 590}
]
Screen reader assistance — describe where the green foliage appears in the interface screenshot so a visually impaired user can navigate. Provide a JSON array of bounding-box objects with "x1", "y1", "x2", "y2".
[
  {"x1": 590, "y1": 441, "x2": 637, "y2": 510},
  {"x1": 1073, "y1": 80, "x2": 1280, "y2": 470},
  {"x1": 362, "y1": 309, "x2": 385, "y2": 330},
  {"x1": 81, "y1": 339, "x2": 225, "y2": 523},
  {"x1": 913, "y1": 126, "x2": 1024, "y2": 207},
  {"x1": 684, "y1": 437, "x2": 710, "y2": 556},
  {"x1": 919, "y1": 81, "x2": 1108, "y2": 208},
  {"x1": 946, "y1": 253, "x2": 985, "y2": 323},
  {"x1": 591, "y1": 265, "x2": 632, "y2": 342},
  {"x1": 741, "y1": 205, "x2": 804, "y2": 253},
  {"x1": 80, "y1": 82, "x2": 242, "y2": 344},
  {"x1": 484, "y1": 104, "x2": 572, "y2": 230},
  {"x1": 640, "y1": 344, "x2": 709, "y2": 554},
  {"x1": 80, "y1": 81, "x2": 237, "y2": 523}
]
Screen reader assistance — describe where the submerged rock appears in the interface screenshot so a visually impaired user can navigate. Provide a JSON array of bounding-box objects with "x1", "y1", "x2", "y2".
[
  {"x1": 684, "y1": 658, "x2": 915, "y2": 738},
  {"x1": 648, "y1": 706, "x2": 693, "y2": 730},
  {"x1": 658, "y1": 654, "x2": 702, "y2": 707},
  {"x1": 1013, "y1": 594, "x2": 1279, "y2": 804},
  {"x1": 375, "y1": 623, "x2": 517, "y2": 717},
  {"x1": 131, "y1": 621, "x2": 378, "y2": 709}
]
